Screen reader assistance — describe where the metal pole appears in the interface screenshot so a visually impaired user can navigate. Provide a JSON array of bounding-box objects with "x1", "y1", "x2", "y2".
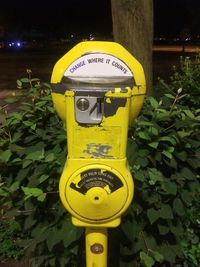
[{"x1": 85, "y1": 228, "x2": 107, "y2": 267}]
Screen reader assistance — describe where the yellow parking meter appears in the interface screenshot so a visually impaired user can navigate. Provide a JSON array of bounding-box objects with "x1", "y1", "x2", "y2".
[{"x1": 51, "y1": 41, "x2": 146, "y2": 267}]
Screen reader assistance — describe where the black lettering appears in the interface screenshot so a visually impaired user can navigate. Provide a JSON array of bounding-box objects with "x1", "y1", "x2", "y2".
[
  {"x1": 69, "y1": 60, "x2": 85, "y2": 73},
  {"x1": 87, "y1": 58, "x2": 104, "y2": 63},
  {"x1": 112, "y1": 61, "x2": 128, "y2": 74}
]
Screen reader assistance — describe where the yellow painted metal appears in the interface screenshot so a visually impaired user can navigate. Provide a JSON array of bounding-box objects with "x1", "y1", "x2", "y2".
[
  {"x1": 51, "y1": 41, "x2": 146, "y2": 267},
  {"x1": 59, "y1": 159, "x2": 133, "y2": 226},
  {"x1": 64, "y1": 89, "x2": 132, "y2": 159},
  {"x1": 58, "y1": 87, "x2": 134, "y2": 226},
  {"x1": 51, "y1": 41, "x2": 146, "y2": 124},
  {"x1": 85, "y1": 228, "x2": 107, "y2": 267}
]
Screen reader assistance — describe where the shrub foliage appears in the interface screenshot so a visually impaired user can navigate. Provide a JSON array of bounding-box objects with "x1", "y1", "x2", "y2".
[{"x1": 0, "y1": 57, "x2": 200, "y2": 267}]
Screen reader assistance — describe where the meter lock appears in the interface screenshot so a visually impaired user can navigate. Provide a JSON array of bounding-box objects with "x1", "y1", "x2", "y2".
[{"x1": 75, "y1": 96, "x2": 104, "y2": 124}]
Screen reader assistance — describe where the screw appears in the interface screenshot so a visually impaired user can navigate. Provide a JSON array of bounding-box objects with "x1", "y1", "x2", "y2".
[
  {"x1": 76, "y1": 98, "x2": 89, "y2": 111},
  {"x1": 90, "y1": 243, "x2": 104, "y2": 254}
]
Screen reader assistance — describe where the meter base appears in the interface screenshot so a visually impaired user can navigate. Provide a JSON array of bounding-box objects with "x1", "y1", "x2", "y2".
[{"x1": 72, "y1": 217, "x2": 120, "y2": 228}]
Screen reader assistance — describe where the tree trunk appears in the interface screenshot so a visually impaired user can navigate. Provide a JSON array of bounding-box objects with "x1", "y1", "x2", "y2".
[{"x1": 111, "y1": 0, "x2": 153, "y2": 93}]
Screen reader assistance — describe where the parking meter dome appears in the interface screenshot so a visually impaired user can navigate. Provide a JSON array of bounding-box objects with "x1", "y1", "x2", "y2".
[{"x1": 51, "y1": 41, "x2": 146, "y2": 125}]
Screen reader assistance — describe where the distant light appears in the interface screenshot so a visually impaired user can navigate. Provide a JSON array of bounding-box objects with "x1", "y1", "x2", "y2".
[
  {"x1": 16, "y1": 42, "x2": 21, "y2": 47},
  {"x1": 9, "y1": 43, "x2": 12, "y2": 47}
]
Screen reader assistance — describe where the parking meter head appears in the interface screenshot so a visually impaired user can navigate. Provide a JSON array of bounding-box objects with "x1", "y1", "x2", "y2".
[
  {"x1": 51, "y1": 41, "x2": 146, "y2": 227},
  {"x1": 51, "y1": 41, "x2": 146, "y2": 125}
]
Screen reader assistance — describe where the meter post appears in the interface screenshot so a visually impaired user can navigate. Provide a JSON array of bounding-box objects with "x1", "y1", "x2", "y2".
[{"x1": 51, "y1": 41, "x2": 146, "y2": 267}]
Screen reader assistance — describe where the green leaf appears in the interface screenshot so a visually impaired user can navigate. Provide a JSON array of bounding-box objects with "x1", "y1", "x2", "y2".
[
  {"x1": 122, "y1": 219, "x2": 139, "y2": 242},
  {"x1": 0, "y1": 188, "x2": 9, "y2": 197},
  {"x1": 37, "y1": 193, "x2": 46, "y2": 202},
  {"x1": 23, "y1": 121, "x2": 37, "y2": 130},
  {"x1": 0, "y1": 149, "x2": 12, "y2": 162},
  {"x1": 48, "y1": 257, "x2": 56, "y2": 267},
  {"x1": 184, "y1": 109, "x2": 195, "y2": 119},
  {"x1": 135, "y1": 170, "x2": 145, "y2": 182},
  {"x1": 62, "y1": 219, "x2": 78, "y2": 248},
  {"x1": 47, "y1": 106, "x2": 55, "y2": 113},
  {"x1": 149, "y1": 126, "x2": 159, "y2": 136},
  {"x1": 149, "y1": 97, "x2": 159, "y2": 109},
  {"x1": 138, "y1": 149, "x2": 150, "y2": 157},
  {"x1": 21, "y1": 186, "x2": 31, "y2": 196},
  {"x1": 159, "y1": 136, "x2": 177, "y2": 145},
  {"x1": 148, "y1": 168, "x2": 163, "y2": 185},
  {"x1": 162, "y1": 181, "x2": 177, "y2": 195},
  {"x1": 22, "y1": 159, "x2": 32, "y2": 168},
  {"x1": 138, "y1": 131, "x2": 150, "y2": 140},
  {"x1": 159, "y1": 244, "x2": 177, "y2": 263},
  {"x1": 21, "y1": 186, "x2": 45, "y2": 201},
  {"x1": 177, "y1": 130, "x2": 191, "y2": 138},
  {"x1": 137, "y1": 120, "x2": 154, "y2": 126},
  {"x1": 24, "y1": 215, "x2": 37, "y2": 230},
  {"x1": 4, "y1": 96, "x2": 19, "y2": 103},
  {"x1": 11, "y1": 131, "x2": 23, "y2": 142},
  {"x1": 45, "y1": 153, "x2": 55, "y2": 162},
  {"x1": 46, "y1": 219, "x2": 77, "y2": 251},
  {"x1": 164, "y1": 93, "x2": 175, "y2": 99},
  {"x1": 181, "y1": 190, "x2": 193, "y2": 204},
  {"x1": 25, "y1": 149, "x2": 45, "y2": 161},
  {"x1": 173, "y1": 198, "x2": 185, "y2": 216},
  {"x1": 159, "y1": 204, "x2": 173, "y2": 219},
  {"x1": 140, "y1": 251, "x2": 155, "y2": 267},
  {"x1": 31, "y1": 78, "x2": 40, "y2": 82},
  {"x1": 162, "y1": 150, "x2": 172, "y2": 159},
  {"x1": 181, "y1": 167, "x2": 196, "y2": 180},
  {"x1": 17, "y1": 79, "x2": 22, "y2": 87},
  {"x1": 20, "y1": 78, "x2": 30, "y2": 83},
  {"x1": 169, "y1": 221, "x2": 184, "y2": 237},
  {"x1": 174, "y1": 151, "x2": 187, "y2": 161},
  {"x1": 147, "y1": 208, "x2": 159, "y2": 224},
  {"x1": 148, "y1": 142, "x2": 159, "y2": 149},
  {"x1": 10, "y1": 181, "x2": 19, "y2": 192},
  {"x1": 39, "y1": 174, "x2": 49, "y2": 183},
  {"x1": 153, "y1": 251, "x2": 164, "y2": 263},
  {"x1": 30, "y1": 188, "x2": 43, "y2": 197},
  {"x1": 158, "y1": 224, "x2": 169, "y2": 235}
]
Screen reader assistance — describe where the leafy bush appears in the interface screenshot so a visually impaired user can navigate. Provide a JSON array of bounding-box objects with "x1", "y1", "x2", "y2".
[
  {"x1": 0, "y1": 219, "x2": 22, "y2": 259},
  {"x1": 0, "y1": 71, "x2": 81, "y2": 266},
  {"x1": 121, "y1": 92, "x2": 200, "y2": 267},
  {"x1": 157, "y1": 54, "x2": 200, "y2": 109},
  {"x1": 0, "y1": 56, "x2": 199, "y2": 267}
]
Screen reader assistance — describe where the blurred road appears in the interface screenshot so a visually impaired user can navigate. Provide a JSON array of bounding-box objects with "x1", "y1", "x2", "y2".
[
  {"x1": 0, "y1": 45, "x2": 199, "y2": 121},
  {"x1": 0, "y1": 45, "x2": 199, "y2": 93},
  {"x1": 153, "y1": 45, "x2": 200, "y2": 53}
]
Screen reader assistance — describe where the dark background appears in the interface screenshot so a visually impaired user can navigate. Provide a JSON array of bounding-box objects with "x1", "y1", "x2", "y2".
[
  {"x1": 0, "y1": 0, "x2": 200, "y2": 39},
  {"x1": 0, "y1": 0, "x2": 200, "y2": 92},
  {"x1": 0, "y1": 0, "x2": 112, "y2": 38}
]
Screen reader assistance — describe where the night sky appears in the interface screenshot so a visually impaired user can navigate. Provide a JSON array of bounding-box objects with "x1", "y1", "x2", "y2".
[
  {"x1": 154, "y1": 0, "x2": 200, "y2": 37},
  {"x1": 0, "y1": 0, "x2": 112, "y2": 38},
  {"x1": 0, "y1": 0, "x2": 200, "y2": 39}
]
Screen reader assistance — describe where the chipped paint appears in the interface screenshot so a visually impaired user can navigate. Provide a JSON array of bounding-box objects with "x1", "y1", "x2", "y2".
[
  {"x1": 83, "y1": 143, "x2": 113, "y2": 158},
  {"x1": 104, "y1": 98, "x2": 126, "y2": 117}
]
